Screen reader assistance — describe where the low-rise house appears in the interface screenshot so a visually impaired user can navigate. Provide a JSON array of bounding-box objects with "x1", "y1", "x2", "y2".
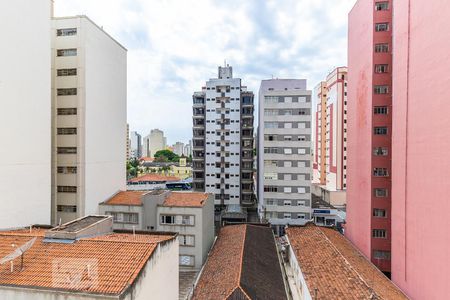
[
  {"x1": 285, "y1": 224, "x2": 408, "y2": 300},
  {"x1": 192, "y1": 224, "x2": 288, "y2": 300},
  {"x1": 139, "y1": 158, "x2": 192, "y2": 180},
  {"x1": 311, "y1": 194, "x2": 345, "y2": 231},
  {"x1": 0, "y1": 215, "x2": 178, "y2": 300},
  {"x1": 99, "y1": 190, "x2": 214, "y2": 271},
  {"x1": 127, "y1": 174, "x2": 182, "y2": 190}
]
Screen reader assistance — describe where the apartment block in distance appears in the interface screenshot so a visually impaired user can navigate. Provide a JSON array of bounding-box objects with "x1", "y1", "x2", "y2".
[
  {"x1": 312, "y1": 67, "x2": 348, "y2": 207},
  {"x1": 52, "y1": 16, "x2": 127, "y2": 224},
  {"x1": 257, "y1": 79, "x2": 312, "y2": 235},
  {"x1": 0, "y1": 0, "x2": 52, "y2": 228},
  {"x1": 130, "y1": 130, "x2": 142, "y2": 159},
  {"x1": 346, "y1": 0, "x2": 392, "y2": 275},
  {"x1": 192, "y1": 65, "x2": 255, "y2": 220},
  {"x1": 391, "y1": 0, "x2": 450, "y2": 299}
]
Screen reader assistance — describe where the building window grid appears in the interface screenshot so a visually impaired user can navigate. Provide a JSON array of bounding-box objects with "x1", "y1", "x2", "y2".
[
  {"x1": 372, "y1": 229, "x2": 387, "y2": 238},
  {"x1": 56, "y1": 28, "x2": 77, "y2": 36}
]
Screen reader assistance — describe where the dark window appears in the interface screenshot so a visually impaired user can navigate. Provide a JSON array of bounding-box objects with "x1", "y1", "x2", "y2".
[{"x1": 57, "y1": 28, "x2": 77, "y2": 36}]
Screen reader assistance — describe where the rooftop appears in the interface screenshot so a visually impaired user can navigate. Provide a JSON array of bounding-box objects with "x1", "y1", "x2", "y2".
[
  {"x1": 162, "y1": 192, "x2": 209, "y2": 208},
  {"x1": 102, "y1": 190, "x2": 148, "y2": 206},
  {"x1": 0, "y1": 226, "x2": 174, "y2": 296},
  {"x1": 286, "y1": 224, "x2": 408, "y2": 300},
  {"x1": 192, "y1": 224, "x2": 287, "y2": 300},
  {"x1": 128, "y1": 174, "x2": 181, "y2": 183}
]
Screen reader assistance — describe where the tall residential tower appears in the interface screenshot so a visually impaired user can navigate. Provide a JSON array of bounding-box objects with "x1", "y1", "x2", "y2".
[
  {"x1": 257, "y1": 79, "x2": 312, "y2": 235},
  {"x1": 192, "y1": 65, "x2": 254, "y2": 219}
]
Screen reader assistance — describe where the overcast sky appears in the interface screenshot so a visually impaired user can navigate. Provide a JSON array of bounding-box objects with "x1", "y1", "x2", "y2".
[{"x1": 55, "y1": 0, "x2": 356, "y2": 145}]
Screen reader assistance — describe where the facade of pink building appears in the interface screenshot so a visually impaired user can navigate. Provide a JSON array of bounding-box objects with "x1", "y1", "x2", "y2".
[
  {"x1": 347, "y1": 0, "x2": 392, "y2": 274},
  {"x1": 391, "y1": 0, "x2": 450, "y2": 299}
]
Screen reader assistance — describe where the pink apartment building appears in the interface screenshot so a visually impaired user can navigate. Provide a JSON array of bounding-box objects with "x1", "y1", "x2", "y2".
[
  {"x1": 313, "y1": 67, "x2": 348, "y2": 207},
  {"x1": 347, "y1": 0, "x2": 393, "y2": 275},
  {"x1": 348, "y1": 0, "x2": 450, "y2": 298}
]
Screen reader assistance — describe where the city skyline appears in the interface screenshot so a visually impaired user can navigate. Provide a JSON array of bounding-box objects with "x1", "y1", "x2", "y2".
[{"x1": 54, "y1": 0, "x2": 355, "y2": 144}]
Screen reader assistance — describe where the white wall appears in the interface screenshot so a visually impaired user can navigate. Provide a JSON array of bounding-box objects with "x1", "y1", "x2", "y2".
[
  {"x1": 0, "y1": 0, "x2": 51, "y2": 228},
  {"x1": 82, "y1": 17, "x2": 127, "y2": 216}
]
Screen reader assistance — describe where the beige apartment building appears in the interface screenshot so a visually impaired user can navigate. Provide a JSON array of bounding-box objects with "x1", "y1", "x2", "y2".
[
  {"x1": 313, "y1": 67, "x2": 348, "y2": 207},
  {"x1": 51, "y1": 16, "x2": 127, "y2": 224}
]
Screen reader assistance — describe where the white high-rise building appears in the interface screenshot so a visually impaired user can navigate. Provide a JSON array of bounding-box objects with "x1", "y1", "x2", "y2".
[
  {"x1": 173, "y1": 142, "x2": 185, "y2": 156},
  {"x1": 130, "y1": 131, "x2": 142, "y2": 158},
  {"x1": 257, "y1": 79, "x2": 312, "y2": 235},
  {"x1": 52, "y1": 16, "x2": 127, "y2": 224},
  {"x1": 192, "y1": 65, "x2": 254, "y2": 215},
  {"x1": 143, "y1": 129, "x2": 166, "y2": 157},
  {"x1": 0, "y1": 0, "x2": 52, "y2": 228}
]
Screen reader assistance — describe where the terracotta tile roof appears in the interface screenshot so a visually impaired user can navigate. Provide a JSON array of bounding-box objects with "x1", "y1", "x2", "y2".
[
  {"x1": 139, "y1": 156, "x2": 154, "y2": 162},
  {"x1": 102, "y1": 190, "x2": 147, "y2": 206},
  {"x1": 192, "y1": 224, "x2": 287, "y2": 300},
  {"x1": 128, "y1": 174, "x2": 180, "y2": 183},
  {"x1": 162, "y1": 192, "x2": 209, "y2": 207},
  {"x1": 286, "y1": 224, "x2": 408, "y2": 300},
  {"x1": 0, "y1": 230, "x2": 174, "y2": 295}
]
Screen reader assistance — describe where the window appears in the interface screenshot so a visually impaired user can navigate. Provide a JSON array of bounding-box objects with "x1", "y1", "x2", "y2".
[
  {"x1": 178, "y1": 235, "x2": 195, "y2": 246},
  {"x1": 375, "y1": 2, "x2": 389, "y2": 10},
  {"x1": 284, "y1": 123, "x2": 292, "y2": 129},
  {"x1": 57, "y1": 108, "x2": 77, "y2": 115},
  {"x1": 160, "y1": 215, "x2": 194, "y2": 226},
  {"x1": 107, "y1": 212, "x2": 139, "y2": 224},
  {"x1": 264, "y1": 122, "x2": 278, "y2": 129},
  {"x1": 264, "y1": 173, "x2": 278, "y2": 180},
  {"x1": 373, "y1": 250, "x2": 391, "y2": 260},
  {"x1": 57, "y1": 147, "x2": 77, "y2": 154},
  {"x1": 283, "y1": 109, "x2": 293, "y2": 116},
  {"x1": 264, "y1": 135, "x2": 276, "y2": 141},
  {"x1": 283, "y1": 213, "x2": 292, "y2": 219},
  {"x1": 57, "y1": 166, "x2": 77, "y2": 174},
  {"x1": 284, "y1": 187, "x2": 292, "y2": 193},
  {"x1": 57, "y1": 28, "x2": 77, "y2": 36},
  {"x1": 284, "y1": 200, "x2": 292, "y2": 206},
  {"x1": 373, "y1": 147, "x2": 388, "y2": 156},
  {"x1": 160, "y1": 215, "x2": 175, "y2": 224},
  {"x1": 297, "y1": 214, "x2": 306, "y2": 219},
  {"x1": 375, "y1": 23, "x2": 389, "y2": 32},
  {"x1": 264, "y1": 109, "x2": 278, "y2": 116},
  {"x1": 264, "y1": 160, "x2": 277, "y2": 167},
  {"x1": 284, "y1": 161, "x2": 292, "y2": 167},
  {"x1": 375, "y1": 43, "x2": 389, "y2": 53},
  {"x1": 373, "y1": 208, "x2": 387, "y2": 217},
  {"x1": 373, "y1": 229, "x2": 387, "y2": 238},
  {"x1": 297, "y1": 187, "x2": 306, "y2": 193},
  {"x1": 57, "y1": 205, "x2": 77, "y2": 213},
  {"x1": 374, "y1": 85, "x2": 389, "y2": 94},
  {"x1": 57, "y1": 88, "x2": 77, "y2": 96},
  {"x1": 57, "y1": 68, "x2": 77, "y2": 76},
  {"x1": 284, "y1": 148, "x2": 292, "y2": 154},
  {"x1": 264, "y1": 147, "x2": 278, "y2": 154},
  {"x1": 179, "y1": 255, "x2": 195, "y2": 266},
  {"x1": 374, "y1": 106, "x2": 388, "y2": 114},
  {"x1": 374, "y1": 188, "x2": 388, "y2": 197},
  {"x1": 373, "y1": 168, "x2": 389, "y2": 177},
  {"x1": 375, "y1": 64, "x2": 389, "y2": 73},
  {"x1": 264, "y1": 96, "x2": 279, "y2": 103},
  {"x1": 374, "y1": 126, "x2": 388, "y2": 135},
  {"x1": 57, "y1": 186, "x2": 77, "y2": 193},
  {"x1": 264, "y1": 186, "x2": 278, "y2": 192},
  {"x1": 57, "y1": 48, "x2": 77, "y2": 56},
  {"x1": 57, "y1": 128, "x2": 77, "y2": 135}
]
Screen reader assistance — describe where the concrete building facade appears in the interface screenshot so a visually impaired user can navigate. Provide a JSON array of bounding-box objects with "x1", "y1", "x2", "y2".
[
  {"x1": 192, "y1": 65, "x2": 255, "y2": 216},
  {"x1": 51, "y1": 16, "x2": 127, "y2": 224},
  {"x1": 312, "y1": 67, "x2": 348, "y2": 207},
  {"x1": 143, "y1": 129, "x2": 166, "y2": 158},
  {"x1": 257, "y1": 79, "x2": 312, "y2": 235},
  {"x1": 390, "y1": 1, "x2": 450, "y2": 298},
  {"x1": 172, "y1": 142, "x2": 185, "y2": 156},
  {"x1": 130, "y1": 130, "x2": 142, "y2": 159},
  {"x1": 99, "y1": 191, "x2": 214, "y2": 270},
  {"x1": 0, "y1": 0, "x2": 52, "y2": 228}
]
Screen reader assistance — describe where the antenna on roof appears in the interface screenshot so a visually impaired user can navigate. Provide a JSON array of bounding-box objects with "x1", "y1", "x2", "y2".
[{"x1": 0, "y1": 237, "x2": 37, "y2": 271}]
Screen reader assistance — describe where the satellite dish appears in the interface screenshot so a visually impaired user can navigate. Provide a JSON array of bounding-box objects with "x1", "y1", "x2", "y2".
[{"x1": 0, "y1": 237, "x2": 37, "y2": 268}]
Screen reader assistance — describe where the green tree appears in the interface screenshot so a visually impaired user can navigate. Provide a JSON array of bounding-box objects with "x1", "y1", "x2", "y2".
[{"x1": 154, "y1": 149, "x2": 180, "y2": 162}]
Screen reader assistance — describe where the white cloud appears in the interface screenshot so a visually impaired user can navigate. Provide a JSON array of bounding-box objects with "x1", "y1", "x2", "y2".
[{"x1": 54, "y1": 0, "x2": 356, "y2": 144}]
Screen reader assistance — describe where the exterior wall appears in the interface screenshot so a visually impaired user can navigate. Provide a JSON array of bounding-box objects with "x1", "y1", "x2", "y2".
[
  {"x1": 346, "y1": 0, "x2": 374, "y2": 262},
  {"x1": 312, "y1": 82, "x2": 327, "y2": 186},
  {"x1": 0, "y1": 287, "x2": 116, "y2": 300},
  {"x1": 130, "y1": 239, "x2": 179, "y2": 300},
  {"x1": 391, "y1": 1, "x2": 450, "y2": 298},
  {"x1": 0, "y1": 0, "x2": 52, "y2": 228},
  {"x1": 148, "y1": 129, "x2": 166, "y2": 157},
  {"x1": 347, "y1": 0, "x2": 392, "y2": 273},
  {"x1": 98, "y1": 204, "x2": 143, "y2": 230},
  {"x1": 52, "y1": 16, "x2": 126, "y2": 224},
  {"x1": 130, "y1": 131, "x2": 142, "y2": 158},
  {"x1": 258, "y1": 79, "x2": 312, "y2": 233},
  {"x1": 156, "y1": 196, "x2": 214, "y2": 271},
  {"x1": 286, "y1": 236, "x2": 312, "y2": 300}
]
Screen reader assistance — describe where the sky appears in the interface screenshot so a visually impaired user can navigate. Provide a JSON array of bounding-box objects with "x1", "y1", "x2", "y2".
[{"x1": 54, "y1": 0, "x2": 356, "y2": 145}]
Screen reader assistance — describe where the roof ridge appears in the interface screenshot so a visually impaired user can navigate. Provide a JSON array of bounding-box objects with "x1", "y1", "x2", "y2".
[
  {"x1": 316, "y1": 228, "x2": 382, "y2": 299},
  {"x1": 237, "y1": 225, "x2": 248, "y2": 297}
]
